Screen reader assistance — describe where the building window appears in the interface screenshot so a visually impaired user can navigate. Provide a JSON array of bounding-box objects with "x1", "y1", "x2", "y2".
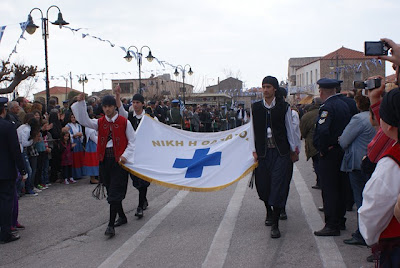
[
  {"x1": 315, "y1": 69, "x2": 318, "y2": 81},
  {"x1": 120, "y1": 82, "x2": 132, "y2": 94},
  {"x1": 306, "y1": 72, "x2": 309, "y2": 85},
  {"x1": 310, "y1": 71, "x2": 313, "y2": 84}
]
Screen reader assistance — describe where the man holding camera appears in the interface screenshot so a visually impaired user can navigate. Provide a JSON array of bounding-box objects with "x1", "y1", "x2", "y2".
[{"x1": 313, "y1": 78, "x2": 352, "y2": 236}]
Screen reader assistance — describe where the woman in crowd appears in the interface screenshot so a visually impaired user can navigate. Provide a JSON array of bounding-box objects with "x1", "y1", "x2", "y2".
[
  {"x1": 17, "y1": 113, "x2": 40, "y2": 196},
  {"x1": 66, "y1": 113, "x2": 85, "y2": 180},
  {"x1": 48, "y1": 110, "x2": 63, "y2": 183},
  {"x1": 83, "y1": 111, "x2": 99, "y2": 184},
  {"x1": 339, "y1": 90, "x2": 376, "y2": 246},
  {"x1": 32, "y1": 110, "x2": 47, "y2": 191}
]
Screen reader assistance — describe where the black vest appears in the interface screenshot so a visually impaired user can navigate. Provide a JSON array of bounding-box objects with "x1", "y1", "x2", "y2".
[
  {"x1": 128, "y1": 111, "x2": 154, "y2": 131},
  {"x1": 252, "y1": 99, "x2": 290, "y2": 157}
]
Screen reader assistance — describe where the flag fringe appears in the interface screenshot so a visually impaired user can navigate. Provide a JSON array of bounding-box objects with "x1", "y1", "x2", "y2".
[{"x1": 120, "y1": 162, "x2": 258, "y2": 192}]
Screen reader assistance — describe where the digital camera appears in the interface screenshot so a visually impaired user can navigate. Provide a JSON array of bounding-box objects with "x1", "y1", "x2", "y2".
[
  {"x1": 364, "y1": 41, "x2": 389, "y2": 56},
  {"x1": 353, "y1": 78, "x2": 382, "y2": 90}
]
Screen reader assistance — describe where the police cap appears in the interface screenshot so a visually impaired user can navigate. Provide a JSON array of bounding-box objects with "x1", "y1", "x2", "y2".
[
  {"x1": 0, "y1": 97, "x2": 8, "y2": 107},
  {"x1": 171, "y1": 99, "x2": 180, "y2": 103},
  {"x1": 317, "y1": 78, "x2": 343, "y2": 89}
]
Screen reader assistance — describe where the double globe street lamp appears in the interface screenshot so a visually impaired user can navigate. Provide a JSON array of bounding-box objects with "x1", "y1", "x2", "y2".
[
  {"x1": 26, "y1": 5, "x2": 69, "y2": 110},
  {"x1": 124, "y1": 46, "x2": 154, "y2": 96},
  {"x1": 78, "y1": 75, "x2": 88, "y2": 94},
  {"x1": 174, "y1": 64, "x2": 193, "y2": 104}
]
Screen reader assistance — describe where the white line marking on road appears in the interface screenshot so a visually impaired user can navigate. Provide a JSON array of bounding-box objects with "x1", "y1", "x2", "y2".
[
  {"x1": 202, "y1": 174, "x2": 250, "y2": 268},
  {"x1": 98, "y1": 190, "x2": 189, "y2": 268},
  {"x1": 292, "y1": 165, "x2": 346, "y2": 268}
]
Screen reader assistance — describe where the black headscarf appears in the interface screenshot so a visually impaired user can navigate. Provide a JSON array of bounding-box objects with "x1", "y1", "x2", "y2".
[
  {"x1": 379, "y1": 87, "x2": 400, "y2": 141},
  {"x1": 48, "y1": 111, "x2": 62, "y2": 139}
]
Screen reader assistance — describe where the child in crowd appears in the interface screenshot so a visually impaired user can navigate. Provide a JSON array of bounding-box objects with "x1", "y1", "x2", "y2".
[
  {"x1": 59, "y1": 131, "x2": 77, "y2": 185},
  {"x1": 41, "y1": 119, "x2": 53, "y2": 188}
]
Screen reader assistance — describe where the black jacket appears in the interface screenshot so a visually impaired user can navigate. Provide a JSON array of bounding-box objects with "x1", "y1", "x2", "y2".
[{"x1": 0, "y1": 117, "x2": 25, "y2": 180}]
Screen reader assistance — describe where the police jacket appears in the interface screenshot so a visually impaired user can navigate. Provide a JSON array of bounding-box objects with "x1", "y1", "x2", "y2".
[
  {"x1": 0, "y1": 117, "x2": 25, "y2": 180},
  {"x1": 313, "y1": 95, "x2": 351, "y2": 156}
]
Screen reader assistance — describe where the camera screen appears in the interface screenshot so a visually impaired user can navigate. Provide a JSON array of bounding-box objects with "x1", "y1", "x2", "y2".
[{"x1": 365, "y1": 41, "x2": 385, "y2": 56}]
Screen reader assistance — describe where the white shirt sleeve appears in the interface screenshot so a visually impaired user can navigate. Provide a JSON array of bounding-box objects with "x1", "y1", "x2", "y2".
[
  {"x1": 18, "y1": 125, "x2": 33, "y2": 149},
  {"x1": 291, "y1": 110, "x2": 301, "y2": 152},
  {"x1": 71, "y1": 101, "x2": 98, "y2": 130},
  {"x1": 121, "y1": 122, "x2": 135, "y2": 163},
  {"x1": 85, "y1": 127, "x2": 98, "y2": 144},
  {"x1": 358, "y1": 157, "x2": 400, "y2": 246},
  {"x1": 118, "y1": 105, "x2": 128, "y2": 118},
  {"x1": 285, "y1": 107, "x2": 296, "y2": 152}
]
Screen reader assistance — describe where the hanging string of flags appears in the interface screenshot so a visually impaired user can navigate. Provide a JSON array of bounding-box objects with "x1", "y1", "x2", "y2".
[
  {"x1": 25, "y1": 69, "x2": 173, "y2": 83},
  {"x1": 63, "y1": 25, "x2": 176, "y2": 70},
  {"x1": 327, "y1": 58, "x2": 383, "y2": 76},
  {"x1": 0, "y1": 21, "x2": 180, "y2": 73},
  {"x1": 2, "y1": 20, "x2": 29, "y2": 62}
]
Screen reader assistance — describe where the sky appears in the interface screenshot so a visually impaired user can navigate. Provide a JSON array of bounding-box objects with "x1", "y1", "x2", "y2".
[{"x1": 0, "y1": 0, "x2": 399, "y2": 99}]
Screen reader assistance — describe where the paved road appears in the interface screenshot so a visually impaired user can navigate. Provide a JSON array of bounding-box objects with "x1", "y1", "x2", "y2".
[{"x1": 1, "y1": 148, "x2": 374, "y2": 268}]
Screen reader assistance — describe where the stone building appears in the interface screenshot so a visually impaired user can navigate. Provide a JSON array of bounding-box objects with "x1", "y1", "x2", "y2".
[
  {"x1": 33, "y1": 86, "x2": 81, "y2": 104},
  {"x1": 205, "y1": 77, "x2": 243, "y2": 93},
  {"x1": 111, "y1": 74, "x2": 194, "y2": 100},
  {"x1": 288, "y1": 47, "x2": 386, "y2": 96}
]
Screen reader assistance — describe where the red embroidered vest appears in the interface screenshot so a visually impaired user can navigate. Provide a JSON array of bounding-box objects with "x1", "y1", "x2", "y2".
[
  {"x1": 97, "y1": 115, "x2": 128, "y2": 162},
  {"x1": 379, "y1": 143, "x2": 400, "y2": 241}
]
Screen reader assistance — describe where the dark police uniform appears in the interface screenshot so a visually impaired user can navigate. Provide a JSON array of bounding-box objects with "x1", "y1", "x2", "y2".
[
  {"x1": 0, "y1": 97, "x2": 26, "y2": 244},
  {"x1": 313, "y1": 79, "x2": 351, "y2": 236}
]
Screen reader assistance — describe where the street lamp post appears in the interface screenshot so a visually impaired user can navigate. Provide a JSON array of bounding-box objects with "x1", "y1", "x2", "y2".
[
  {"x1": 26, "y1": 5, "x2": 69, "y2": 110},
  {"x1": 174, "y1": 64, "x2": 193, "y2": 105},
  {"x1": 78, "y1": 74, "x2": 88, "y2": 94},
  {"x1": 123, "y1": 45, "x2": 154, "y2": 96}
]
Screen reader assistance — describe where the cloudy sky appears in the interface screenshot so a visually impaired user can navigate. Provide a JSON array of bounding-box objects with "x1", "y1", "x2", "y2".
[{"x1": 0, "y1": 0, "x2": 399, "y2": 98}]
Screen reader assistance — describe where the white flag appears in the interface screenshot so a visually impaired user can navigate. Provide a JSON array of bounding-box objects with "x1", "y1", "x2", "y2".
[{"x1": 121, "y1": 115, "x2": 256, "y2": 191}]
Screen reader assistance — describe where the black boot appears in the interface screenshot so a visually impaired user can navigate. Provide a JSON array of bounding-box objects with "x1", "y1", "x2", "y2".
[
  {"x1": 135, "y1": 207, "x2": 144, "y2": 219},
  {"x1": 105, "y1": 226, "x2": 115, "y2": 237},
  {"x1": 271, "y1": 207, "x2": 281, "y2": 239},
  {"x1": 115, "y1": 203, "x2": 127, "y2": 227},
  {"x1": 265, "y1": 204, "x2": 273, "y2": 226},
  {"x1": 280, "y1": 207, "x2": 287, "y2": 220}
]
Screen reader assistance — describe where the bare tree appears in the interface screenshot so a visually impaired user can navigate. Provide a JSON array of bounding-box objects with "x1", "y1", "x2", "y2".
[
  {"x1": 223, "y1": 68, "x2": 242, "y2": 80},
  {"x1": 0, "y1": 61, "x2": 39, "y2": 94}
]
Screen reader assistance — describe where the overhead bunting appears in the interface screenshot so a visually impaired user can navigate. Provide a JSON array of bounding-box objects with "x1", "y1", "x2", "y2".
[{"x1": 0, "y1": 26, "x2": 6, "y2": 44}]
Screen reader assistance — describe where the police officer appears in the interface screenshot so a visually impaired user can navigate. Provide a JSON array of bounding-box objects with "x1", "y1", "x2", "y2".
[
  {"x1": 168, "y1": 100, "x2": 182, "y2": 129},
  {"x1": 313, "y1": 78, "x2": 352, "y2": 236},
  {"x1": 0, "y1": 97, "x2": 27, "y2": 244}
]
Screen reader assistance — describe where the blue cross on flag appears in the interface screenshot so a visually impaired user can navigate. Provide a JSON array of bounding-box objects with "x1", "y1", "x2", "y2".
[{"x1": 173, "y1": 148, "x2": 221, "y2": 178}]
